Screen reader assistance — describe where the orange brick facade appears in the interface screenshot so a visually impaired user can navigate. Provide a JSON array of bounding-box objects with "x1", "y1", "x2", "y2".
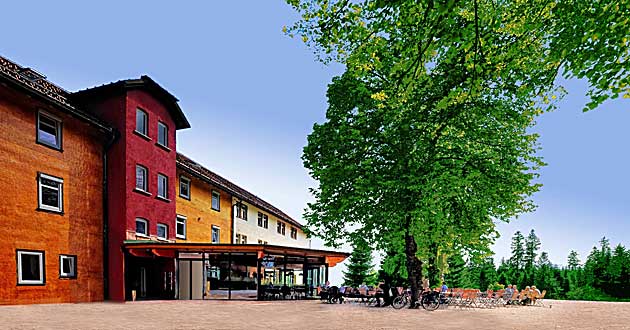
[
  {"x1": 0, "y1": 86, "x2": 105, "y2": 304},
  {"x1": 175, "y1": 169, "x2": 232, "y2": 244}
]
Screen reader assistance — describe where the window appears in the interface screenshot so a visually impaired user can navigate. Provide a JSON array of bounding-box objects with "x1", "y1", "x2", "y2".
[
  {"x1": 179, "y1": 176, "x2": 190, "y2": 200},
  {"x1": 37, "y1": 173, "x2": 63, "y2": 213},
  {"x1": 135, "y1": 218, "x2": 148, "y2": 236},
  {"x1": 212, "y1": 226, "x2": 220, "y2": 244},
  {"x1": 235, "y1": 203, "x2": 248, "y2": 220},
  {"x1": 235, "y1": 233, "x2": 240, "y2": 244},
  {"x1": 157, "y1": 223, "x2": 168, "y2": 240},
  {"x1": 258, "y1": 239, "x2": 263, "y2": 244},
  {"x1": 17, "y1": 250, "x2": 45, "y2": 285},
  {"x1": 211, "y1": 191, "x2": 220, "y2": 211},
  {"x1": 277, "y1": 221, "x2": 286, "y2": 235},
  {"x1": 264, "y1": 241, "x2": 268, "y2": 245},
  {"x1": 59, "y1": 255, "x2": 77, "y2": 279},
  {"x1": 37, "y1": 111, "x2": 62, "y2": 150},
  {"x1": 241, "y1": 235, "x2": 248, "y2": 244},
  {"x1": 135, "y1": 165, "x2": 148, "y2": 192},
  {"x1": 136, "y1": 108, "x2": 148, "y2": 136},
  {"x1": 176, "y1": 215, "x2": 186, "y2": 239},
  {"x1": 291, "y1": 227, "x2": 298, "y2": 240},
  {"x1": 257, "y1": 212, "x2": 268, "y2": 229},
  {"x1": 157, "y1": 122, "x2": 168, "y2": 148},
  {"x1": 157, "y1": 174, "x2": 168, "y2": 199}
]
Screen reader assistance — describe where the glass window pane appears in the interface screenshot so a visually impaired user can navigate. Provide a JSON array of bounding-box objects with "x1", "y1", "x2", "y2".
[
  {"x1": 212, "y1": 192, "x2": 220, "y2": 210},
  {"x1": 38, "y1": 117, "x2": 59, "y2": 146},
  {"x1": 177, "y1": 221, "x2": 185, "y2": 236},
  {"x1": 158, "y1": 175, "x2": 167, "y2": 198},
  {"x1": 158, "y1": 123, "x2": 168, "y2": 146},
  {"x1": 20, "y1": 254, "x2": 41, "y2": 281},
  {"x1": 136, "y1": 166, "x2": 146, "y2": 190},
  {"x1": 42, "y1": 186, "x2": 60, "y2": 207},
  {"x1": 158, "y1": 225, "x2": 167, "y2": 238},
  {"x1": 136, "y1": 109, "x2": 146, "y2": 134},
  {"x1": 136, "y1": 220, "x2": 146, "y2": 235}
]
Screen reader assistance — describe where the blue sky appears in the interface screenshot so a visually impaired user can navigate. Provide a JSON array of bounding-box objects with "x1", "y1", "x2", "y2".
[{"x1": 2, "y1": 1, "x2": 628, "y2": 284}]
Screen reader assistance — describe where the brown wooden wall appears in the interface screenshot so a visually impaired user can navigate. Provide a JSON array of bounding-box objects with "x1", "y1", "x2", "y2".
[
  {"x1": 175, "y1": 168, "x2": 232, "y2": 244},
  {"x1": 0, "y1": 86, "x2": 105, "y2": 304}
]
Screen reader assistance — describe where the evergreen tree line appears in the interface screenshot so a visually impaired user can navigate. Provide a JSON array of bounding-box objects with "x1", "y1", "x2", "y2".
[
  {"x1": 443, "y1": 230, "x2": 630, "y2": 301},
  {"x1": 344, "y1": 230, "x2": 630, "y2": 301}
]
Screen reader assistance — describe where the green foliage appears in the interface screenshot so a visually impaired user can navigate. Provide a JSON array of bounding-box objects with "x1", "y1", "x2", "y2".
[
  {"x1": 343, "y1": 240, "x2": 376, "y2": 287},
  {"x1": 446, "y1": 231, "x2": 630, "y2": 302},
  {"x1": 287, "y1": 0, "x2": 630, "y2": 296}
]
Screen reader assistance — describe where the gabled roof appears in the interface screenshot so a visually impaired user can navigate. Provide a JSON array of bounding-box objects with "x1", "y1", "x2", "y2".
[
  {"x1": 176, "y1": 153, "x2": 304, "y2": 230},
  {"x1": 71, "y1": 75, "x2": 191, "y2": 130},
  {"x1": 0, "y1": 55, "x2": 113, "y2": 133}
]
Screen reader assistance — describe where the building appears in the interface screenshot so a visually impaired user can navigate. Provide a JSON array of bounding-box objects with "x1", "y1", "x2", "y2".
[
  {"x1": 0, "y1": 56, "x2": 114, "y2": 304},
  {"x1": 0, "y1": 55, "x2": 347, "y2": 304},
  {"x1": 71, "y1": 76, "x2": 191, "y2": 302}
]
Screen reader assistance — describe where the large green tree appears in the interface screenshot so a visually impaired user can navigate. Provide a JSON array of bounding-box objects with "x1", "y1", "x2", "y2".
[{"x1": 288, "y1": 0, "x2": 630, "y2": 304}]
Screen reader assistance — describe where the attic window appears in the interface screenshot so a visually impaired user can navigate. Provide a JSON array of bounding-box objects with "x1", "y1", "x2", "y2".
[{"x1": 19, "y1": 68, "x2": 46, "y2": 82}]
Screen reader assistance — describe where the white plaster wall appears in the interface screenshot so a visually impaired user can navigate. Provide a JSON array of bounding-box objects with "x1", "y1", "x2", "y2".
[{"x1": 232, "y1": 198, "x2": 310, "y2": 248}]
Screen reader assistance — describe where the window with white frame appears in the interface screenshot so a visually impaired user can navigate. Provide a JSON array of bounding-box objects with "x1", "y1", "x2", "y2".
[
  {"x1": 136, "y1": 108, "x2": 148, "y2": 136},
  {"x1": 157, "y1": 174, "x2": 168, "y2": 199},
  {"x1": 176, "y1": 215, "x2": 186, "y2": 239},
  {"x1": 277, "y1": 221, "x2": 286, "y2": 235},
  {"x1": 135, "y1": 165, "x2": 148, "y2": 192},
  {"x1": 211, "y1": 226, "x2": 219, "y2": 243},
  {"x1": 157, "y1": 122, "x2": 168, "y2": 148},
  {"x1": 37, "y1": 111, "x2": 62, "y2": 150},
  {"x1": 38, "y1": 173, "x2": 63, "y2": 213},
  {"x1": 135, "y1": 218, "x2": 148, "y2": 236},
  {"x1": 59, "y1": 255, "x2": 77, "y2": 278},
  {"x1": 211, "y1": 191, "x2": 221, "y2": 211},
  {"x1": 235, "y1": 233, "x2": 240, "y2": 244},
  {"x1": 257, "y1": 212, "x2": 268, "y2": 229},
  {"x1": 179, "y1": 176, "x2": 190, "y2": 200},
  {"x1": 241, "y1": 235, "x2": 247, "y2": 244},
  {"x1": 235, "y1": 203, "x2": 247, "y2": 220},
  {"x1": 17, "y1": 250, "x2": 45, "y2": 285},
  {"x1": 157, "y1": 223, "x2": 168, "y2": 240},
  {"x1": 290, "y1": 227, "x2": 298, "y2": 240}
]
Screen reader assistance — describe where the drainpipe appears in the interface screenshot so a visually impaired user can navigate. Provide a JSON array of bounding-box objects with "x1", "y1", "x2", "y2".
[{"x1": 102, "y1": 129, "x2": 119, "y2": 300}]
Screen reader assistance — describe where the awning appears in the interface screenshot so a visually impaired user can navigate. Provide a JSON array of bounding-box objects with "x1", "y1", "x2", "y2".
[{"x1": 123, "y1": 241, "x2": 349, "y2": 266}]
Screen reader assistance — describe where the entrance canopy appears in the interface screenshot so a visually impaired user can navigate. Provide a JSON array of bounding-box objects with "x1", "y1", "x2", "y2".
[{"x1": 123, "y1": 241, "x2": 349, "y2": 267}]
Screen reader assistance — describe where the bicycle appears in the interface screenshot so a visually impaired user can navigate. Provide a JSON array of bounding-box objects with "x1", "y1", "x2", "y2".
[{"x1": 392, "y1": 289, "x2": 442, "y2": 311}]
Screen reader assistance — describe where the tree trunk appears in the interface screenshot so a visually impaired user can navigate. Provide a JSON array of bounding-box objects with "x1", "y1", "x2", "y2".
[{"x1": 404, "y1": 224, "x2": 422, "y2": 308}]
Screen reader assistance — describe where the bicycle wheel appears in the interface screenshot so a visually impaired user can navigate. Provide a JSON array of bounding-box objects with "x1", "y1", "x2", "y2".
[
  {"x1": 421, "y1": 294, "x2": 440, "y2": 311},
  {"x1": 392, "y1": 296, "x2": 407, "y2": 309}
]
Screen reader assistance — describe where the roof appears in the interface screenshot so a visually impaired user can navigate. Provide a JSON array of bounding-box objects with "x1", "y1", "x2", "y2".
[
  {"x1": 123, "y1": 241, "x2": 349, "y2": 266},
  {"x1": 176, "y1": 152, "x2": 305, "y2": 230},
  {"x1": 71, "y1": 75, "x2": 191, "y2": 130},
  {"x1": 0, "y1": 55, "x2": 113, "y2": 133}
]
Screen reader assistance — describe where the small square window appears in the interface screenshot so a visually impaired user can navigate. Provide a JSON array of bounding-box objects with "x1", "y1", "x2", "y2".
[
  {"x1": 136, "y1": 108, "x2": 148, "y2": 136},
  {"x1": 176, "y1": 215, "x2": 186, "y2": 239},
  {"x1": 135, "y1": 218, "x2": 148, "y2": 236},
  {"x1": 211, "y1": 191, "x2": 220, "y2": 211},
  {"x1": 37, "y1": 111, "x2": 62, "y2": 150},
  {"x1": 157, "y1": 122, "x2": 168, "y2": 147},
  {"x1": 157, "y1": 223, "x2": 168, "y2": 240},
  {"x1": 38, "y1": 173, "x2": 63, "y2": 213},
  {"x1": 17, "y1": 250, "x2": 45, "y2": 285},
  {"x1": 59, "y1": 255, "x2": 77, "y2": 278},
  {"x1": 157, "y1": 174, "x2": 168, "y2": 199},
  {"x1": 136, "y1": 165, "x2": 148, "y2": 192},
  {"x1": 179, "y1": 177, "x2": 190, "y2": 200}
]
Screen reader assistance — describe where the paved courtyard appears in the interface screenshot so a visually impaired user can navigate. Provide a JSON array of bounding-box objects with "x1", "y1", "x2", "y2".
[{"x1": 1, "y1": 299, "x2": 629, "y2": 330}]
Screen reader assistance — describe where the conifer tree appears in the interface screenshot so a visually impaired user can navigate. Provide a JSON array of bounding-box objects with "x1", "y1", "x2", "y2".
[{"x1": 343, "y1": 241, "x2": 375, "y2": 287}]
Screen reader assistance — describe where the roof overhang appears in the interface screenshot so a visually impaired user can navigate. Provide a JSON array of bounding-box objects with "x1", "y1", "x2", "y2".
[{"x1": 123, "y1": 242, "x2": 349, "y2": 267}]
